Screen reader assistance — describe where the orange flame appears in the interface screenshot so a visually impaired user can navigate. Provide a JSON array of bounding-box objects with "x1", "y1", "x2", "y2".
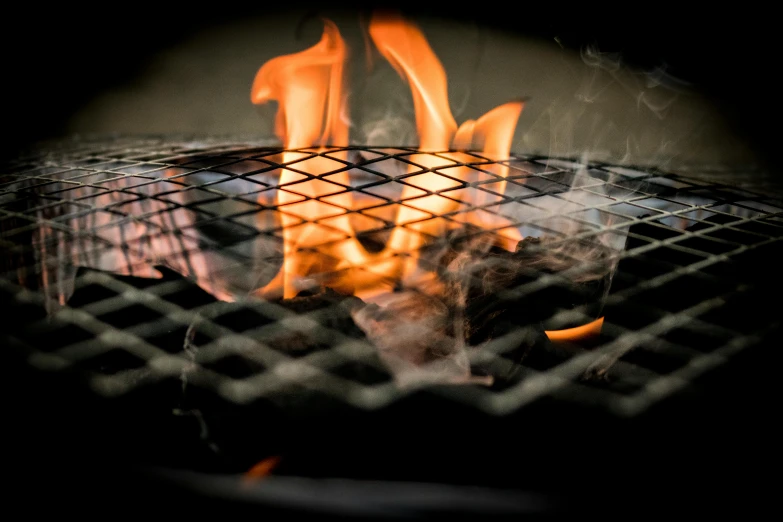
[
  {"x1": 243, "y1": 456, "x2": 282, "y2": 483},
  {"x1": 249, "y1": 12, "x2": 526, "y2": 299},
  {"x1": 35, "y1": 12, "x2": 605, "y2": 384},
  {"x1": 545, "y1": 317, "x2": 605, "y2": 343},
  {"x1": 369, "y1": 13, "x2": 524, "y2": 256},
  {"x1": 368, "y1": 12, "x2": 457, "y2": 151},
  {"x1": 251, "y1": 20, "x2": 361, "y2": 297},
  {"x1": 251, "y1": 19, "x2": 347, "y2": 148}
]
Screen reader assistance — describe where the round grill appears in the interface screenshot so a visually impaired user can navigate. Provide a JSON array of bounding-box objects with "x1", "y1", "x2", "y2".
[{"x1": 3, "y1": 136, "x2": 780, "y2": 516}]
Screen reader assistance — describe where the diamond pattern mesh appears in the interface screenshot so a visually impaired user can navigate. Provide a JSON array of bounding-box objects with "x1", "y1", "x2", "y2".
[{"x1": 2, "y1": 136, "x2": 781, "y2": 418}]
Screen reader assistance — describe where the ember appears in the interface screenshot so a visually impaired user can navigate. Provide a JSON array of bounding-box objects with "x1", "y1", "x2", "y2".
[{"x1": 2, "y1": 7, "x2": 780, "y2": 518}]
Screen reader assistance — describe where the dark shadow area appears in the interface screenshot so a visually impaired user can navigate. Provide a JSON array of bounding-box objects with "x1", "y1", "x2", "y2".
[{"x1": 3, "y1": 2, "x2": 780, "y2": 172}]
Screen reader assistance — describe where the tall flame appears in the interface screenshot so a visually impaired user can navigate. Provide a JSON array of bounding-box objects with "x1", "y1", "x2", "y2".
[
  {"x1": 250, "y1": 12, "x2": 527, "y2": 299},
  {"x1": 251, "y1": 19, "x2": 348, "y2": 148},
  {"x1": 368, "y1": 12, "x2": 457, "y2": 151},
  {"x1": 369, "y1": 12, "x2": 524, "y2": 258},
  {"x1": 251, "y1": 20, "x2": 361, "y2": 297}
]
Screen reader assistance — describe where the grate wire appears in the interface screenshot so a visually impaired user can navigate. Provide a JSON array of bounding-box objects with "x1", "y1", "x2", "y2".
[{"x1": 2, "y1": 136, "x2": 781, "y2": 417}]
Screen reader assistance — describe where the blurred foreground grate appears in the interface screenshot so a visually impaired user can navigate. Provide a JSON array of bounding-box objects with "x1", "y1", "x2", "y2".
[{"x1": 2, "y1": 136, "x2": 782, "y2": 421}]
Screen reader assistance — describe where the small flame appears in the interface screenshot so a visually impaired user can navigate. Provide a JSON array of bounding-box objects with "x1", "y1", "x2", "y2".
[{"x1": 545, "y1": 317, "x2": 604, "y2": 343}]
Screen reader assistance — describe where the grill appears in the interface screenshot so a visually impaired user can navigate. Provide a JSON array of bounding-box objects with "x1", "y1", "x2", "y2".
[{"x1": 3, "y1": 136, "x2": 781, "y2": 516}]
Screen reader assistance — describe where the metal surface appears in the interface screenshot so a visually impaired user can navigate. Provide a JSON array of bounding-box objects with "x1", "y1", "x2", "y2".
[{"x1": 2, "y1": 136, "x2": 782, "y2": 420}]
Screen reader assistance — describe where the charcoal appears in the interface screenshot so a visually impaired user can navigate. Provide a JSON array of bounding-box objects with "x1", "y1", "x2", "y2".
[
  {"x1": 259, "y1": 286, "x2": 369, "y2": 356},
  {"x1": 34, "y1": 231, "x2": 616, "y2": 391},
  {"x1": 350, "y1": 289, "x2": 492, "y2": 386},
  {"x1": 274, "y1": 285, "x2": 365, "y2": 319},
  {"x1": 435, "y1": 234, "x2": 614, "y2": 376}
]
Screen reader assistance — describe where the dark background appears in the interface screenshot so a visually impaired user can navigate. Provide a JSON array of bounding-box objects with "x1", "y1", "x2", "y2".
[{"x1": 2, "y1": 2, "x2": 779, "y2": 170}]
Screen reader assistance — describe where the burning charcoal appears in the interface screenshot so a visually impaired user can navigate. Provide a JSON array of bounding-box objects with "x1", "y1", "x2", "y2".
[
  {"x1": 346, "y1": 232, "x2": 617, "y2": 387},
  {"x1": 263, "y1": 286, "x2": 368, "y2": 355},
  {"x1": 438, "y1": 233, "x2": 615, "y2": 374},
  {"x1": 350, "y1": 290, "x2": 492, "y2": 387}
]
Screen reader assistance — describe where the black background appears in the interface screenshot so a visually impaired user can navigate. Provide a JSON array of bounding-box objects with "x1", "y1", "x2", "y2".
[{"x1": 2, "y1": 2, "x2": 780, "y2": 170}]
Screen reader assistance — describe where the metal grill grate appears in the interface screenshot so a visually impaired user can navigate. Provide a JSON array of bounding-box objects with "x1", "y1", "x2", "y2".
[{"x1": 2, "y1": 136, "x2": 782, "y2": 420}]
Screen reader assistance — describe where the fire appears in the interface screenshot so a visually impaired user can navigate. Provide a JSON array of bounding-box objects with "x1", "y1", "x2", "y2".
[
  {"x1": 250, "y1": 11, "x2": 527, "y2": 299},
  {"x1": 30, "y1": 11, "x2": 607, "y2": 388},
  {"x1": 250, "y1": 20, "x2": 359, "y2": 298},
  {"x1": 367, "y1": 13, "x2": 456, "y2": 151},
  {"x1": 545, "y1": 317, "x2": 604, "y2": 343},
  {"x1": 251, "y1": 19, "x2": 347, "y2": 148}
]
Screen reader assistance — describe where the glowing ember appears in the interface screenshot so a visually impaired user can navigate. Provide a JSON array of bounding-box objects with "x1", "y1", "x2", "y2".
[
  {"x1": 545, "y1": 317, "x2": 604, "y2": 343},
  {"x1": 243, "y1": 456, "x2": 282, "y2": 482}
]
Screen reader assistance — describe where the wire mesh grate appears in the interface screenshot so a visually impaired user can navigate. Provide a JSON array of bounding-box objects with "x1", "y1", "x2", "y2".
[{"x1": 2, "y1": 136, "x2": 782, "y2": 418}]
